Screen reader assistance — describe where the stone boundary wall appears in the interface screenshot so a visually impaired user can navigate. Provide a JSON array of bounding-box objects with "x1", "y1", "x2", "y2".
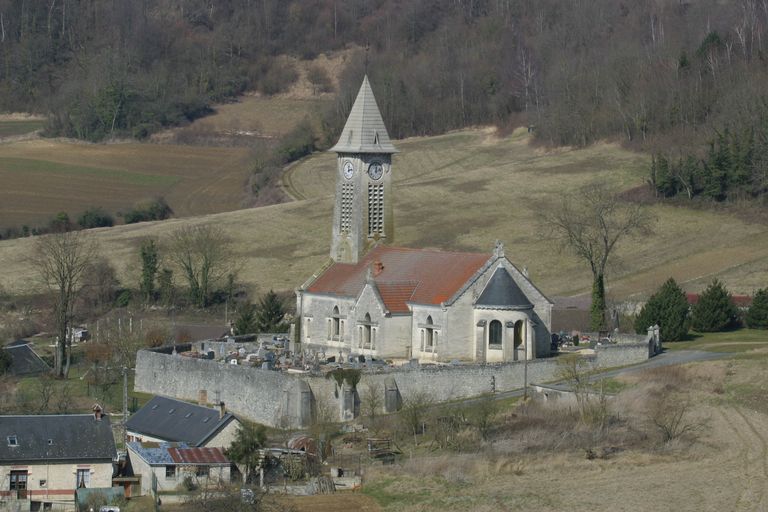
[{"x1": 135, "y1": 336, "x2": 655, "y2": 428}]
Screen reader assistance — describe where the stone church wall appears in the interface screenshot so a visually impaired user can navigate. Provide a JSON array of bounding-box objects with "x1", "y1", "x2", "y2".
[{"x1": 136, "y1": 337, "x2": 654, "y2": 428}]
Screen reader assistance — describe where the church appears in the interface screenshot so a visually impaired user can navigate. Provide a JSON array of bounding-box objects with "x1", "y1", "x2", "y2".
[{"x1": 295, "y1": 77, "x2": 552, "y2": 363}]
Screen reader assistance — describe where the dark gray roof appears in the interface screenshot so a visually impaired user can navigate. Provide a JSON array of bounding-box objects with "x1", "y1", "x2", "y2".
[
  {"x1": 3, "y1": 344, "x2": 49, "y2": 376},
  {"x1": 474, "y1": 267, "x2": 534, "y2": 310},
  {"x1": 0, "y1": 414, "x2": 116, "y2": 463},
  {"x1": 5, "y1": 339, "x2": 31, "y2": 347},
  {"x1": 126, "y1": 396, "x2": 236, "y2": 447},
  {"x1": 329, "y1": 75, "x2": 398, "y2": 154}
]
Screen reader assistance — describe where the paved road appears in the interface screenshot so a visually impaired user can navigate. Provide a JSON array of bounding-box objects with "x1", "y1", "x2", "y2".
[{"x1": 492, "y1": 349, "x2": 729, "y2": 399}]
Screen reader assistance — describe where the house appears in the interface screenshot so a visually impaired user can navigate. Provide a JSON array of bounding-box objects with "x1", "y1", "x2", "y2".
[
  {"x1": 0, "y1": 407, "x2": 116, "y2": 511},
  {"x1": 296, "y1": 76, "x2": 552, "y2": 363},
  {"x1": 2, "y1": 342, "x2": 49, "y2": 377},
  {"x1": 126, "y1": 442, "x2": 232, "y2": 496},
  {"x1": 126, "y1": 396, "x2": 240, "y2": 449},
  {"x1": 686, "y1": 292, "x2": 752, "y2": 310}
]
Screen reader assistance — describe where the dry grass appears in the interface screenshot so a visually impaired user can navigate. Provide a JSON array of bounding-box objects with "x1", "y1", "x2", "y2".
[
  {"x1": 0, "y1": 139, "x2": 253, "y2": 228},
  {"x1": 361, "y1": 358, "x2": 768, "y2": 511},
  {"x1": 2, "y1": 127, "x2": 768, "y2": 300}
]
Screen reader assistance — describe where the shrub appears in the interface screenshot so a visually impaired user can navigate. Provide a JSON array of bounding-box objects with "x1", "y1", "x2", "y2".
[
  {"x1": 48, "y1": 212, "x2": 71, "y2": 232},
  {"x1": 276, "y1": 120, "x2": 316, "y2": 164},
  {"x1": 0, "y1": 349, "x2": 11, "y2": 374},
  {"x1": 258, "y1": 60, "x2": 298, "y2": 95},
  {"x1": 634, "y1": 278, "x2": 690, "y2": 341},
  {"x1": 77, "y1": 207, "x2": 114, "y2": 229},
  {"x1": 307, "y1": 65, "x2": 334, "y2": 94},
  {"x1": 115, "y1": 289, "x2": 132, "y2": 308},
  {"x1": 690, "y1": 279, "x2": 739, "y2": 332},
  {"x1": 746, "y1": 288, "x2": 768, "y2": 329},
  {"x1": 182, "y1": 475, "x2": 197, "y2": 491},
  {"x1": 123, "y1": 197, "x2": 173, "y2": 224}
]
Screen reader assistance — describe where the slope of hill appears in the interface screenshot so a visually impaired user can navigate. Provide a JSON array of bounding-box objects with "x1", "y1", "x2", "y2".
[{"x1": 0, "y1": 128, "x2": 766, "y2": 300}]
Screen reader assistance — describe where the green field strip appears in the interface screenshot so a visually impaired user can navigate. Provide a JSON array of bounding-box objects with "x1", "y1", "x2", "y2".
[
  {"x1": 0, "y1": 120, "x2": 45, "y2": 136},
  {"x1": 0, "y1": 156, "x2": 180, "y2": 186}
]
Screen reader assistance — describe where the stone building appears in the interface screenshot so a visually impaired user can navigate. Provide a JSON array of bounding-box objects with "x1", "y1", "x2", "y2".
[
  {"x1": 0, "y1": 409, "x2": 116, "y2": 511},
  {"x1": 126, "y1": 396, "x2": 241, "y2": 449},
  {"x1": 296, "y1": 77, "x2": 553, "y2": 363},
  {"x1": 127, "y1": 442, "x2": 232, "y2": 496}
]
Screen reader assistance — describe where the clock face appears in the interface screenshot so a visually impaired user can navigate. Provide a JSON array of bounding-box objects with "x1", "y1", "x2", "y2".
[
  {"x1": 343, "y1": 161, "x2": 355, "y2": 180},
  {"x1": 368, "y1": 162, "x2": 384, "y2": 181}
]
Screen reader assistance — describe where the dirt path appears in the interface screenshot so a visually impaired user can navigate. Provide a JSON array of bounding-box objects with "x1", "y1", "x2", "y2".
[
  {"x1": 276, "y1": 493, "x2": 381, "y2": 511},
  {"x1": 726, "y1": 407, "x2": 768, "y2": 510}
]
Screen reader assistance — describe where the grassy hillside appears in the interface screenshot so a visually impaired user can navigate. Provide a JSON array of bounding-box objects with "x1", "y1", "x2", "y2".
[
  {"x1": 1, "y1": 128, "x2": 766, "y2": 299},
  {"x1": 0, "y1": 92, "x2": 332, "y2": 230},
  {"x1": 0, "y1": 139, "x2": 253, "y2": 229}
]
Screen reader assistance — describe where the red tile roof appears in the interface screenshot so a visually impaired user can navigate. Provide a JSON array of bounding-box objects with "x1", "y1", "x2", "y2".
[
  {"x1": 686, "y1": 293, "x2": 752, "y2": 308},
  {"x1": 306, "y1": 246, "x2": 490, "y2": 314},
  {"x1": 168, "y1": 447, "x2": 230, "y2": 465}
]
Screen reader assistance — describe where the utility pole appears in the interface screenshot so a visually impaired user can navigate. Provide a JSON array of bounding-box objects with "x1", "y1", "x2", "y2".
[
  {"x1": 123, "y1": 366, "x2": 128, "y2": 448},
  {"x1": 523, "y1": 325, "x2": 528, "y2": 400}
]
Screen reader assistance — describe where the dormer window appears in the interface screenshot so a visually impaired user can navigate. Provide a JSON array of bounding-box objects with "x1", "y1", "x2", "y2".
[{"x1": 7, "y1": 435, "x2": 18, "y2": 446}]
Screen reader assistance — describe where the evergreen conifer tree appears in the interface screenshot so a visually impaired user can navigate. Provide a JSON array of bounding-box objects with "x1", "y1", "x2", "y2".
[
  {"x1": 746, "y1": 289, "x2": 768, "y2": 329},
  {"x1": 691, "y1": 279, "x2": 738, "y2": 332},
  {"x1": 254, "y1": 290, "x2": 287, "y2": 333},
  {"x1": 224, "y1": 422, "x2": 266, "y2": 484},
  {"x1": 139, "y1": 238, "x2": 159, "y2": 303},
  {"x1": 634, "y1": 278, "x2": 690, "y2": 341},
  {"x1": 234, "y1": 303, "x2": 257, "y2": 335}
]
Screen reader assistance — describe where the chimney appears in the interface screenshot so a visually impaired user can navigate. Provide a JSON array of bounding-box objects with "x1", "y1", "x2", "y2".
[
  {"x1": 218, "y1": 401, "x2": 226, "y2": 420},
  {"x1": 373, "y1": 261, "x2": 385, "y2": 277},
  {"x1": 92, "y1": 404, "x2": 103, "y2": 421}
]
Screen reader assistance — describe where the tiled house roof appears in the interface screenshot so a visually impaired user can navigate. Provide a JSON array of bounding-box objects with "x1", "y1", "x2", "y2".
[
  {"x1": 686, "y1": 292, "x2": 752, "y2": 308},
  {"x1": 306, "y1": 246, "x2": 489, "y2": 313},
  {"x1": 128, "y1": 442, "x2": 229, "y2": 466},
  {"x1": 168, "y1": 447, "x2": 230, "y2": 464}
]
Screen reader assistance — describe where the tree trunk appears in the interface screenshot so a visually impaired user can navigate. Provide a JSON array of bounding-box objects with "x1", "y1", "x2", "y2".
[
  {"x1": 590, "y1": 273, "x2": 606, "y2": 331},
  {"x1": 56, "y1": 305, "x2": 67, "y2": 377},
  {"x1": 64, "y1": 337, "x2": 72, "y2": 378}
]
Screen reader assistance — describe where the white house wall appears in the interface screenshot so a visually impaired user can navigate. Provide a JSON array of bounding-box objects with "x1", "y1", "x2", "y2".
[
  {"x1": 0, "y1": 461, "x2": 113, "y2": 504},
  {"x1": 203, "y1": 419, "x2": 241, "y2": 449}
]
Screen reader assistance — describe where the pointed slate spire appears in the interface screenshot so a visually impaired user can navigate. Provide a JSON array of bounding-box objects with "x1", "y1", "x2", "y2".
[{"x1": 330, "y1": 75, "x2": 398, "y2": 154}]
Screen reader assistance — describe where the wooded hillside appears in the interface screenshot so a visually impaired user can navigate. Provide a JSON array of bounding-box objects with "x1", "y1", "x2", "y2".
[{"x1": 2, "y1": 0, "x2": 768, "y2": 152}]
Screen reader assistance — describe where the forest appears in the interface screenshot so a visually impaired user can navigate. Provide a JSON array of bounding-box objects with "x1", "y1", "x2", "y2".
[{"x1": 2, "y1": 1, "x2": 768, "y2": 175}]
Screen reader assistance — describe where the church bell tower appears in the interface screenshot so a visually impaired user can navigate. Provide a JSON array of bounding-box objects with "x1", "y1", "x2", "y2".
[{"x1": 329, "y1": 76, "x2": 398, "y2": 264}]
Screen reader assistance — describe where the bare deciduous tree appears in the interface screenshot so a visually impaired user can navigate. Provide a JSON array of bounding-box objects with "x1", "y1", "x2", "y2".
[
  {"x1": 362, "y1": 381, "x2": 383, "y2": 426},
  {"x1": 542, "y1": 182, "x2": 654, "y2": 330},
  {"x1": 167, "y1": 225, "x2": 238, "y2": 308},
  {"x1": 400, "y1": 391, "x2": 434, "y2": 445},
  {"x1": 31, "y1": 230, "x2": 96, "y2": 377}
]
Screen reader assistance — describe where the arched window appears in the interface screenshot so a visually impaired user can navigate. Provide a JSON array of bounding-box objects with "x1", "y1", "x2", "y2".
[
  {"x1": 425, "y1": 315, "x2": 434, "y2": 349},
  {"x1": 489, "y1": 320, "x2": 502, "y2": 348},
  {"x1": 363, "y1": 313, "x2": 372, "y2": 348},
  {"x1": 332, "y1": 306, "x2": 340, "y2": 339},
  {"x1": 513, "y1": 320, "x2": 524, "y2": 349}
]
